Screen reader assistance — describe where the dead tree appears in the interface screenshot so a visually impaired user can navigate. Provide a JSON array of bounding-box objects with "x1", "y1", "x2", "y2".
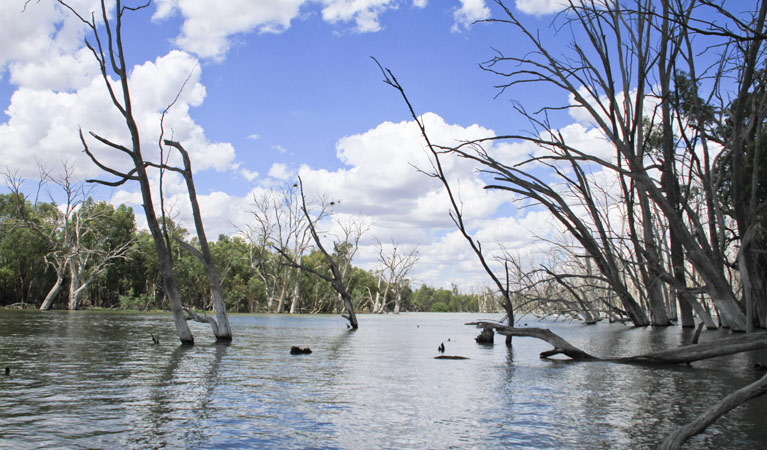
[
  {"x1": 375, "y1": 238, "x2": 419, "y2": 314},
  {"x1": 158, "y1": 140, "x2": 232, "y2": 341},
  {"x1": 243, "y1": 184, "x2": 314, "y2": 313},
  {"x1": 445, "y1": 0, "x2": 748, "y2": 330},
  {"x1": 4, "y1": 166, "x2": 83, "y2": 310},
  {"x1": 468, "y1": 320, "x2": 767, "y2": 364},
  {"x1": 374, "y1": 58, "x2": 516, "y2": 339},
  {"x1": 274, "y1": 176, "x2": 360, "y2": 329},
  {"x1": 59, "y1": 0, "x2": 194, "y2": 343}
]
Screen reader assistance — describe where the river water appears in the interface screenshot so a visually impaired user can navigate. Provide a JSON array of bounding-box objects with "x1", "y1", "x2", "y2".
[{"x1": 1, "y1": 311, "x2": 766, "y2": 449}]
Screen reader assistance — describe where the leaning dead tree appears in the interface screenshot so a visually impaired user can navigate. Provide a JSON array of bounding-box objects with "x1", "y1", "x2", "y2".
[
  {"x1": 471, "y1": 0, "x2": 759, "y2": 330},
  {"x1": 374, "y1": 58, "x2": 516, "y2": 341},
  {"x1": 274, "y1": 176, "x2": 360, "y2": 329},
  {"x1": 157, "y1": 139, "x2": 232, "y2": 341}
]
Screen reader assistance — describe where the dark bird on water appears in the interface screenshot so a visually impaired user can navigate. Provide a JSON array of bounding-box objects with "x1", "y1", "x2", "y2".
[
  {"x1": 438, "y1": 342, "x2": 445, "y2": 353},
  {"x1": 151, "y1": 334, "x2": 160, "y2": 345},
  {"x1": 4, "y1": 367, "x2": 9, "y2": 376}
]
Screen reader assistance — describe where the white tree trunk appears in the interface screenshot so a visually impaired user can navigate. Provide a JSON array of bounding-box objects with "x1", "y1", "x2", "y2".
[{"x1": 40, "y1": 270, "x2": 65, "y2": 311}]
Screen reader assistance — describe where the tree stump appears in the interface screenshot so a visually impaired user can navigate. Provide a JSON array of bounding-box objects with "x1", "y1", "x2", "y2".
[{"x1": 475, "y1": 327, "x2": 494, "y2": 344}]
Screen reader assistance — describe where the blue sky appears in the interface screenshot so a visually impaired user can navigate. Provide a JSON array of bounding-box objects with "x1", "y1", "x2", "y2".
[{"x1": 0, "y1": 0, "x2": 574, "y2": 289}]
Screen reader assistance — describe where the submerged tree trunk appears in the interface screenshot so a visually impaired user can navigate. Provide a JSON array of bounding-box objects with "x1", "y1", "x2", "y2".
[
  {"x1": 163, "y1": 140, "x2": 232, "y2": 341},
  {"x1": 65, "y1": 0, "x2": 195, "y2": 344}
]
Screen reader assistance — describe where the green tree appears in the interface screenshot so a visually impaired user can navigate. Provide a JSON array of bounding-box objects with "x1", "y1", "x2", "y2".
[{"x1": 0, "y1": 194, "x2": 55, "y2": 306}]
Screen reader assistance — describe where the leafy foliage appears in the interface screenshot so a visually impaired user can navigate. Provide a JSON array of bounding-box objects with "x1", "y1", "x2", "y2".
[{"x1": 0, "y1": 197, "x2": 489, "y2": 312}]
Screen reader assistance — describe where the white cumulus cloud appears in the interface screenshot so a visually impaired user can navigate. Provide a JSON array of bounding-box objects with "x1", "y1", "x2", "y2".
[
  {"x1": 0, "y1": 50, "x2": 236, "y2": 181},
  {"x1": 320, "y1": 0, "x2": 397, "y2": 33},
  {"x1": 515, "y1": 0, "x2": 568, "y2": 16},
  {"x1": 452, "y1": 0, "x2": 491, "y2": 32},
  {"x1": 152, "y1": 0, "x2": 306, "y2": 61}
]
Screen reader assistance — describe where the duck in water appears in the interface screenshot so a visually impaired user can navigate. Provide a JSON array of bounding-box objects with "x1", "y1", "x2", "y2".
[
  {"x1": 438, "y1": 342, "x2": 445, "y2": 353},
  {"x1": 151, "y1": 334, "x2": 160, "y2": 345}
]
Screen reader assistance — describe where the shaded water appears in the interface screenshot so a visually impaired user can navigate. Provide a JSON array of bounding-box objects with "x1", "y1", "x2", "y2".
[{"x1": 1, "y1": 311, "x2": 766, "y2": 449}]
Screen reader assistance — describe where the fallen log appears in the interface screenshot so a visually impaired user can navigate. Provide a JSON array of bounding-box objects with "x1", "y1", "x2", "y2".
[{"x1": 467, "y1": 321, "x2": 767, "y2": 364}]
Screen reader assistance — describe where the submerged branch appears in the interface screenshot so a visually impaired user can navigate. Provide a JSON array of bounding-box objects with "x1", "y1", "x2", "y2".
[
  {"x1": 184, "y1": 307, "x2": 219, "y2": 336},
  {"x1": 659, "y1": 372, "x2": 767, "y2": 450}
]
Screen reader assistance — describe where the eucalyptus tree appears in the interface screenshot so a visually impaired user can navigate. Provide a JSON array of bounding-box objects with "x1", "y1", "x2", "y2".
[
  {"x1": 244, "y1": 184, "x2": 315, "y2": 313},
  {"x1": 3, "y1": 166, "x2": 133, "y2": 310},
  {"x1": 3, "y1": 166, "x2": 84, "y2": 310},
  {"x1": 61, "y1": 198, "x2": 135, "y2": 310},
  {"x1": 0, "y1": 193, "x2": 55, "y2": 307},
  {"x1": 374, "y1": 238, "x2": 419, "y2": 314}
]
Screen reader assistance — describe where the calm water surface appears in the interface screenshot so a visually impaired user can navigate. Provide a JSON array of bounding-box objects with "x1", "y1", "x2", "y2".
[{"x1": 1, "y1": 311, "x2": 766, "y2": 449}]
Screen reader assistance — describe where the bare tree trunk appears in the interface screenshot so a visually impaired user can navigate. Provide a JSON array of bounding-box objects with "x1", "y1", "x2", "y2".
[
  {"x1": 289, "y1": 267, "x2": 301, "y2": 314},
  {"x1": 67, "y1": 260, "x2": 80, "y2": 310},
  {"x1": 372, "y1": 274, "x2": 383, "y2": 313},
  {"x1": 67, "y1": 0, "x2": 195, "y2": 344},
  {"x1": 275, "y1": 281, "x2": 287, "y2": 314},
  {"x1": 659, "y1": 0, "x2": 696, "y2": 329},
  {"x1": 39, "y1": 269, "x2": 65, "y2": 311},
  {"x1": 162, "y1": 140, "x2": 232, "y2": 341},
  {"x1": 639, "y1": 192, "x2": 671, "y2": 326}
]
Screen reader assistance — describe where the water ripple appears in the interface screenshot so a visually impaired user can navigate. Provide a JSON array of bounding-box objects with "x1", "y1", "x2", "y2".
[{"x1": 1, "y1": 311, "x2": 766, "y2": 449}]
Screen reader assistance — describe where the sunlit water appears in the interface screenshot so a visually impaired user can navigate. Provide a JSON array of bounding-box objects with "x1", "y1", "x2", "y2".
[{"x1": 1, "y1": 311, "x2": 766, "y2": 449}]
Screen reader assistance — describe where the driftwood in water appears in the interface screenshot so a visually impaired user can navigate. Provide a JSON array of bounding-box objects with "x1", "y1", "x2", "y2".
[
  {"x1": 658, "y1": 372, "x2": 767, "y2": 450},
  {"x1": 435, "y1": 355, "x2": 469, "y2": 360},
  {"x1": 467, "y1": 321, "x2": 767, "y2": 364}
]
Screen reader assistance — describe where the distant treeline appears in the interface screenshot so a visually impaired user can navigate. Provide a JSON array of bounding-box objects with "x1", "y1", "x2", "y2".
[{"x1": 0, "y1": 193, "x2": 497, "y2": 314}]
